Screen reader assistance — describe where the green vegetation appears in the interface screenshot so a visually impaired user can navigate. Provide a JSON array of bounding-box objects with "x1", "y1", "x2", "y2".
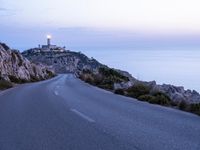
[
  {"x1": 114, "y1": 82, "x2": 200, "y2": 116},
  {"x1": 137, "y1": 93, "x2": 170, "y2": 106},
  {"x1": 114, "y1": 89, "x2": 125, "y2": 95},
  {"x1": 189, "y1": 103, "x2": 200, "y2": 116},
  {"x1": 126, "y1": 83, "x2": 150, "y2": 98},
  {"x1": 30, "y1": 75, "x2": 41, "y2": 82},
  {"x1": 99, "y1": 67, "x2": 129, "y2": 82},
  {"x1": 149, "y1": 92, "x2": 171, "y2": 106},
  {"x1": 0, "y1": 80, "x2": 13, "y2": 90},
  {"x1": 178, "y1": 100, "x2": 188, "y2": 111},
  {"x1": 80, "y1": 67, "x2": 129, "y2": 90},
  {"x1": 137, "y1": 94, "x2": 154, "y2": 101},
  {"x1": 46, "y1": 70, "x2": 56, "y2": 78},
  {"x1": 125, "y1": 84, "x2": 170, "y2": 106},
  {"x1": 8, "y1": 75, "x2": 28, "y2": 84},
  {"x1": 80, "y1": 67, "x2": 200, "y2": 116}
]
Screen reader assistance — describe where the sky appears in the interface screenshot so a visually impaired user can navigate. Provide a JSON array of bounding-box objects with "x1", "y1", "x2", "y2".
[{"x1": 0, "y1": 0, "x2": 200, "y2": 50}]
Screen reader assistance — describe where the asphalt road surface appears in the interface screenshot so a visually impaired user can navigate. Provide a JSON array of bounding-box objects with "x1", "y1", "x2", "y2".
[{"x1": 0, "y1": 74, "x2": 200, "y2": 150}]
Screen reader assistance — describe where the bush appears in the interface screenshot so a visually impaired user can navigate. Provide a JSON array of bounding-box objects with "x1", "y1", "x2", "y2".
[
  {"x1": 148, "y1": 92, "x2": 171, "y2": 106},
  {"x1": 178, "y1": 100, "x2": 188, "y2": 111},
  {"x1": 99, "y1": 67, "x2": 129, "y2": 82},
  {"x1": 85, "y1": 77, "x2": 94, "y2": 84},
  {"x1": 114, "y1": 89, "x2": 125, "y2": 95},
  {"x1": 138, "y1": 94, "x2": 155, "y2": 101},
  {"x1": 8, "y1": 75, "x2": 27, "y2": 83},
  {"x1": 0, "y1": 80, "x2": 13, "y2": 90},
  {"x1": 98, "y1": 84, "x2": 113, "y2": 90},
  {"x1": 126, "y1": 83, "x2": 150, "y2": 98},
  {"x1": 80, "y1": 68, "x2": 129, "y2": 91},
  {"x1": 30, "y1": 75, "x2": 41, "y2": 82},
  {"x1": 189, "y1": 103, "x2": 200, "y2": 116},
  {"x1": 46, "y1": 70, "x2": 55, "y2": 78}
]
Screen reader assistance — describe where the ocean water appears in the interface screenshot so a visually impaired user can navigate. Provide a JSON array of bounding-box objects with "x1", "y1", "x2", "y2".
[{"x1": 80, "y1": 49, "x2": 200, "y2": 92}]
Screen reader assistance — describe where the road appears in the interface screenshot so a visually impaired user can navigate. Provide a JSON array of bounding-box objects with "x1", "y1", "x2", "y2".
[{"x1": 0, "y1": 74, "x2": 200, "y2": 150}]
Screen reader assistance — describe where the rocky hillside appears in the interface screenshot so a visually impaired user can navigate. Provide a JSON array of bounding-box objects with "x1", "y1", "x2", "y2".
[
  {"x1": 79, "y1": 67, "x2": 130, "y2": 90},
  {"x1": 22, "y1": 48, "x2": 200, "y2": 106},
  {"x1": 0, "y1": 43, "x2": 54, "y2": 88},
  {"x1": 80, "y1": 68, "x2": 200, "y2": 115},
  {"x1": 114, "y1": 79, "x2": 200, "y2": 104},
  {"x1": 22, "y1": 49, "x2": 105, "y2": 74},
  {"x1": 22, "y1": 47, "x2": 200, "y2": 115}
]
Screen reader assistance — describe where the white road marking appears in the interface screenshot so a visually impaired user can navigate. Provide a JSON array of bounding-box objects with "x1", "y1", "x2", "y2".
[
  {"x1": 54, "y1": 85, "x2": 61, "y2": 95},
  {"x1": 70, "y1": 109, "x2": 95, "y2": 123}
]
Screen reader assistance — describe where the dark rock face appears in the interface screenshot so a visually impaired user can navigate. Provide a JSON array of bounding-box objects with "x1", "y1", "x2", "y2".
[
  {"x1": 0, "y1": 43, "x2": 55, "y2": 83},
  {"x1": 22, "y1": 49, "x2": 104, "y2": 74}
]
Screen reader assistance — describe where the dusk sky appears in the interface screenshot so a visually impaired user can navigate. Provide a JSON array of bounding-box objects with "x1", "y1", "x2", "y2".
[{"x1": 0, "y1": 0, "x2": 200, "y2": 50}]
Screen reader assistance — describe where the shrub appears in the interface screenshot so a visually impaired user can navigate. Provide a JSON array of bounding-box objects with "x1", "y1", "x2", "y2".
[
  {"x1": 46, "y1": 70, "x2": 55, "y2": 78},
  {"x1": 170, "y1": 100, "x2": 178, "y2": 107},
  {"x1": 178, "y1": 100, "x2": 188, "y2": 111},
  {"x1": 189, "y1": 103, "x2": 200, "y2": 116},
  {"x1": 80, "y1": 68, "x2": 129, "y2": 91},
  {"x1": 99, "y1": 67, "x2": 129, "y2": 82},
  {"x1": 82, "y1": 69, "x2": 92, "y2": 74},
  {"x1": 98, "y1": 84, "x2": 113, "y2": 90},
  {"x1": 126, "y1": 83, "x2": 150, "y2": 98},
  {"x1": 30, "y1": 75, "x2": 40, "y2": 82},
  {"x1": 138, "y1": 94, "x2": 155, "y2": 101},
  {"x1": 8, "y1": 75, "x2": 27, "y2": 83},
  {"x1": 148, "y1": 92, "x2": 171, "y2": 106},
  {"x1": 0, "y1": 80, "x2": 13, "y2": 90},
  {"x1": 85, "y1": 77, "x2": 94, "y2": 84},
  {"x1": 114, "y1": 89, "x2": 125, "y2": 95}
]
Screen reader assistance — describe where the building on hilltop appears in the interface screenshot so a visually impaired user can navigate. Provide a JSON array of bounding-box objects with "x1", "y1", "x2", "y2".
[
  {"x1": 38, "y1": 35, "x2": 65, "y2": 52},
  {"x1": 41, "y1": 35, "x2": 57, "y2": 50}
]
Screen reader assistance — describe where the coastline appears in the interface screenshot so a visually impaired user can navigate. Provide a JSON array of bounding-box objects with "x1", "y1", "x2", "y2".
[{"x1": 81, "y1": 48, "x2": 200, "y2": 93}]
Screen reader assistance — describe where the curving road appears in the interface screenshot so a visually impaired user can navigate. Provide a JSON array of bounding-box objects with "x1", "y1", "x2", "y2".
[{"x1": 0, "y1": 74, "x2": 200, "y2": 150}]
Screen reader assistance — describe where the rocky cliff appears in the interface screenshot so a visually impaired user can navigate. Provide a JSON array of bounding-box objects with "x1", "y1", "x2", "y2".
[
  {"x1": 152, "y1": 84, "x2": 200, "y2": 104},
  {"x1": 22, "y1": 49, "x2": 105, "y2": 74},
  {"x1": 114, "y1": 78, "x2": 200, "y2": 104},
  {"x1": 0, "y1": 43, "x2": 54, "y2": 84}
]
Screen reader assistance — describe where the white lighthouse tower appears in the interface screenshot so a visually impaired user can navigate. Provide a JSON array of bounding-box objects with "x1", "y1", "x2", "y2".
[
  {"x1": 41, "y1": 35, "x2": 56, "y2": 50},
  {"x1": 47, "y1": 35, "x2": 51, "y2": 48},
  {"x1": 40, "y1": 35, "x2": 64, "y2": 52}
]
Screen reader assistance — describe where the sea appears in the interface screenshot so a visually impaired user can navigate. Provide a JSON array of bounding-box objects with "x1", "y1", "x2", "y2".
[{"x1": 79, "y1": 49, "x2": 200, "y2": 92}]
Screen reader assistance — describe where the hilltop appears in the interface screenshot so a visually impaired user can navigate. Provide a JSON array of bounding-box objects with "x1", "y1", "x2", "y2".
[{"x1": 22, "y1": 49, "x2": 104, "y2": 74}]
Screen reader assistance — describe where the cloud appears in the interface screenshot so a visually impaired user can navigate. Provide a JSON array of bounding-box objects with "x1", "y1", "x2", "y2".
[
  {"x1": 0, "y1": 7, "x2": 16, "y2": 16},
  {"x1": 0, "y1": 7, "x2": 7, "y2": 11}
]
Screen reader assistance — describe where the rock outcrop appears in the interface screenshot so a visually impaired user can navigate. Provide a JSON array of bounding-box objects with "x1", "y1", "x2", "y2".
[
  {"x1": 0, "y1": 43, "x2": 54, "y2": 83},
  {"x1": 22, "y1": 49, "x2": 105, "y2": 74},
  {"x1": 114, "y1": 78, "x2": 200, "y2": 104},
  {"x1": 152, "y1": 84, "x2": 200, "y2": 104}
]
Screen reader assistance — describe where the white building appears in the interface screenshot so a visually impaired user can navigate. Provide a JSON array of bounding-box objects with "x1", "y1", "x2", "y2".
[{"x1": 40, "y1": 35, "x2": 65, "y2": 52}]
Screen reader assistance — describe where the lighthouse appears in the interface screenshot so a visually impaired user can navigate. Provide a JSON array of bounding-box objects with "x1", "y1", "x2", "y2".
[
  {"x1": 47, "y1": 35, "x2": 51, "y2": 48},
  {"x1": 40, "y1": 35, "x2": 63, "y2": 51}
]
